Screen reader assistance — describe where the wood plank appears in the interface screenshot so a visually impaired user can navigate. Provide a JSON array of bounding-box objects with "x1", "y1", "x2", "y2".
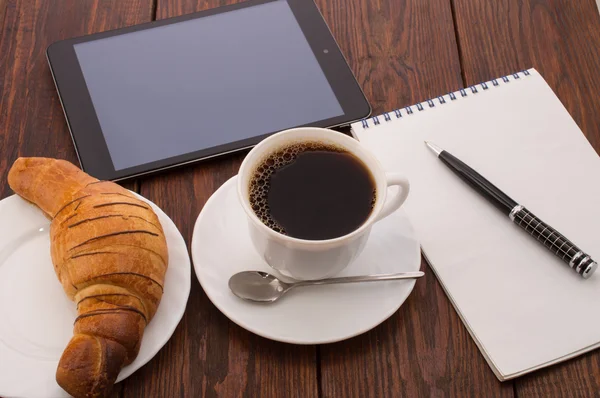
[
  {"x1": 452, "y1": 0, "x2": 600, "y2": 396},
  {"x1": 0, "y1": 0, "x2": 7, "y2": 44},
  {"x1": 0, "y1": 0, "x2": 152, "y2": 396},
  {"x1": 127, "y1": 1, "x2": 318, "y2": 397},
  {"x1": 0, "y1": 0, "x2": 151, "y2": 196},
  {"x1": 316, "y1": 0, "x2": 513, "y2": 396}
]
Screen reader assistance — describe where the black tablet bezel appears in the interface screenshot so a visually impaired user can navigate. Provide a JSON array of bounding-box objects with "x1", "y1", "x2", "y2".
[{"x1": 47, "y1": 0, "x2": 371, "y2": 181}]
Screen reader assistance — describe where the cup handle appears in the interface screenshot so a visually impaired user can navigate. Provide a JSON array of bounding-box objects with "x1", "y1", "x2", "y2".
[{"x1": 374, "y1": 173, "x2": 410, "y2": 222}]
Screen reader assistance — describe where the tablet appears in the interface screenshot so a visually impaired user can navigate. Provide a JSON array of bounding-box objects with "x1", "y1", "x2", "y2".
[{"x1": 47, "y1": 0, "x2": 370, "y2": 181}]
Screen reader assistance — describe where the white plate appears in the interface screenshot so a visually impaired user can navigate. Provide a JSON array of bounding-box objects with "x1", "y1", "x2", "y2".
[
  {"x1": 191, "y1": 176, "x2": 421, "y2": 344},
  {"x1": 0, "y1": 193, "x2": 191, "y2": 398}
]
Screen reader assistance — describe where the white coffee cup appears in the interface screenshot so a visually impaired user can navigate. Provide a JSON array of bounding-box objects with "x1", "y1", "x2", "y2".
[{"x1": 237, "y1": 127, "x2": 410, "y2": 280}]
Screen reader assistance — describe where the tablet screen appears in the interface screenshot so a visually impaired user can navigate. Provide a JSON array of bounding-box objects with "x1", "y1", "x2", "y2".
[{"x1": 74, "y1": 0, "x2": 344, "y2": 171}]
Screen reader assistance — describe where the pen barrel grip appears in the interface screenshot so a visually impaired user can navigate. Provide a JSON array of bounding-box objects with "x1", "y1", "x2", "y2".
[
  {"x1": 510, "y1": 206, "x2": 597, "y2": 278},
  {"x1": 440, "y1": 152, "x2": 517, "y2": 214}
]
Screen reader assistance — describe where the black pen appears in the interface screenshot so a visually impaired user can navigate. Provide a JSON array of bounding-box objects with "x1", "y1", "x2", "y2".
[{"x1": 425, "y1": 141, "x2": 597, "y2": 279}]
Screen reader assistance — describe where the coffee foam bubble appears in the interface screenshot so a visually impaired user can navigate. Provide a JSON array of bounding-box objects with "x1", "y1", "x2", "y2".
[{"x1": 248, "y1": 141, "x2": 345, "y2": 235}]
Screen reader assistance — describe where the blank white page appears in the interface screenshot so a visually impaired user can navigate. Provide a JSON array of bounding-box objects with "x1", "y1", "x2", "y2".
[{"x1": 351, "y1": 69, "x2": 600, "y2": 380}]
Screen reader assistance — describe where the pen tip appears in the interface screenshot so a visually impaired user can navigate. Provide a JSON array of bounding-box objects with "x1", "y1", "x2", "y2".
[{"x1": 425, "y1": 141, "x2": 443, "y2": 157}]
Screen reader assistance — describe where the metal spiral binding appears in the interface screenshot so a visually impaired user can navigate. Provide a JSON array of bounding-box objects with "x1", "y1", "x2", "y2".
[{"x1": 360, "y1": 69, "x2": 532, "y2": 129}]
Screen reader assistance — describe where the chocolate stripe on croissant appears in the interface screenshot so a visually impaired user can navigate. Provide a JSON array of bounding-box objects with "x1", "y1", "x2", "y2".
[
  {"x1": 80, "y1": 294, "x2": 148, "y2": 319},
  {"x1": 85, "y1": 180, "x2": 105, "y2": 187},
  {"x1": 75, "y1": 307, "x2": 148, "y2": 324},
  {"x1": 100, "y1": 192, "x2": 133, "y2": 198},
  {"x1": 53, "y1": 195, "x2": 91, "y2": 219},
  {"x1": 91, "y1": 297, "x2": 146, "y2": 319},
  {"x1": 61, "y1": 212, "x2": 79, "y2": 224},
  {"x1": 114, "y1": 244, "x2": 168, "y2": 267},
  {"x1": 76, "y1": 293, "x2": 142, "y2": 308},
  {"x1": 76, "y1": 294, "x2": 148, "y2": 316},
  {"x1": 93, "y1": 202, "x2": 149, "y2": 210},
  {"x1": 73, "y1": 201, "x2": 83, "y2": 211},
  {"x1": 69, "y1": 230, "x2": 160, "y2": 251},
  {"x1": 68, "y1": 214, "x2": 162, "y2": 232},
  {"x1": 69, "y1": 246, "x2": 167, "y2": 267},
  {"x1": 128, "y1": 215, "x2": 163, "y2": 231},
  {"x1": 77, "y1": 272, "x2": 164, "y2": 291},
  {"x1": 68, "y1": 215, "x2": 122, "y2": 228},
  {"x1": 70, "y1": 251, "x2": 120, "y2": 259}
]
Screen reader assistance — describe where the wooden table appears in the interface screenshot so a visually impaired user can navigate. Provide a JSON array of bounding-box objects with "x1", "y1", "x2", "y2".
[{"x1": 2, "y1": 0, "x2": 600, "y2": 396}]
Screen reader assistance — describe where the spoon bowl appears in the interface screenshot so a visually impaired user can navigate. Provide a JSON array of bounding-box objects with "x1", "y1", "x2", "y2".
[{"x1": 229, "y1": 271, "x2": 292, "y2": 302}]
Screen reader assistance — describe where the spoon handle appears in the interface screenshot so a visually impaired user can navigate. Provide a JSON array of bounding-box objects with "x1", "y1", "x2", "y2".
[{"x1": 294, "y1": 271, "x2": 424, "y2": 287}]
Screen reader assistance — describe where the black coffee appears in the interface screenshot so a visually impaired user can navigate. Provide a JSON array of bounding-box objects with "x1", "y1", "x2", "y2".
[{"x1": 249, "y1": 142, "x2": 376, "y2": 240}]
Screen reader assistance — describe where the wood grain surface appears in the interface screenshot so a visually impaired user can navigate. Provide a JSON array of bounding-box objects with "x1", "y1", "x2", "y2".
[
  {"x1": 1, "y1": 0, "x2": 600, "y2": 397},
  {"x1": 0, "y1": 0, "x2": 7, "y2": 44},
  {"x1": 453, "y1": 1, "x2": 600, "y2": 397}
]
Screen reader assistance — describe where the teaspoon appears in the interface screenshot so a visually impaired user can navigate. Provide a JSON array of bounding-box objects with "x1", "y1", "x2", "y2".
[{"x1": 228, "y1": 270, "x2": 424, "y2": 303}]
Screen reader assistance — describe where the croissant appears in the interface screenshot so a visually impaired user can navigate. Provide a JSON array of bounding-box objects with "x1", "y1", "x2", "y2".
[{"x1": 8, "y1": 158, "x2": 168, "y2": 398}]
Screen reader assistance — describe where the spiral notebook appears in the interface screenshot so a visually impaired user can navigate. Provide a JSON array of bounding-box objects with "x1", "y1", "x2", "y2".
[{"x1": 351, "y1": 68, "x2": 600, "y2": 380}]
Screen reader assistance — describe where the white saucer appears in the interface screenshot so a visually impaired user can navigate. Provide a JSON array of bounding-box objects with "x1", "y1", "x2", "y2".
[
  {"x1": 0, "y1": 193, "x2": 191, "y2": 398},
  {"x1": 191, "y1": 176, "x2": 420, "y2": 344}
]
